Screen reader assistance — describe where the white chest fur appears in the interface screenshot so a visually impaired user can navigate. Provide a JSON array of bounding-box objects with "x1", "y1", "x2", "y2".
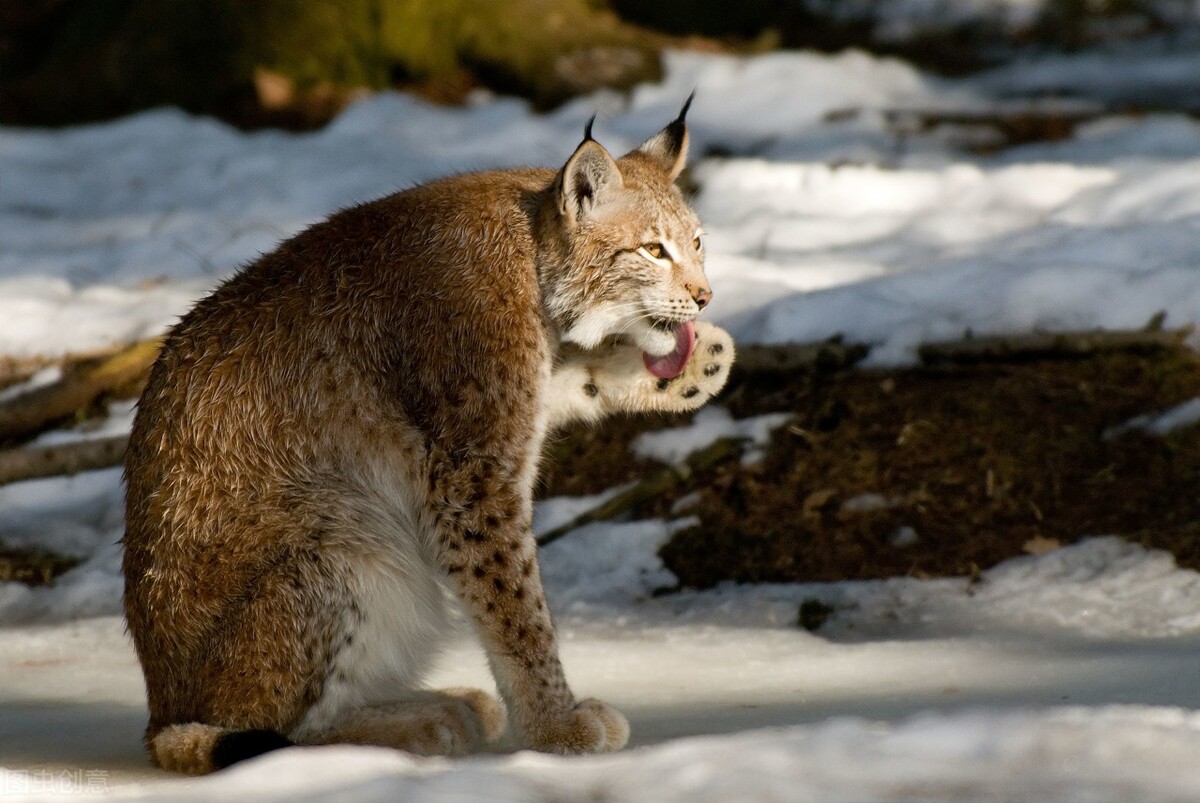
[{"x1": 290, "y1": 459, "x2": 455, "y2": 738}]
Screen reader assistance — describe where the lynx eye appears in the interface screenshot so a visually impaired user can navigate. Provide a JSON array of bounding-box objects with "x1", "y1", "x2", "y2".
[
  {"x1": 642, "y1": 242, "x2": 666, "y2": 260},
  {"x1": 693, "y1": 235, "x2": 702, "y2": 251}
]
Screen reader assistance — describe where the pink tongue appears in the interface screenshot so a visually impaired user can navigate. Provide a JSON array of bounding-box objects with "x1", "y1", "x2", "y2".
[{"x1": 643, "y1": 321, "x2": 696, "y2": 379}]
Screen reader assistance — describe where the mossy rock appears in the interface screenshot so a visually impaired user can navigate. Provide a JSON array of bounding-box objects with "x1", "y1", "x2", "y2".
[{"x1": 1, "y1": 0, "x2": 662, "y2": 127}]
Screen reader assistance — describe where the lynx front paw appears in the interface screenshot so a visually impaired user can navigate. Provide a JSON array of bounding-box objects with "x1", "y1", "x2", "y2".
[
  {"x1": 444, "y1": 687, "x2": 508, "y2": 745},
  {"x1": 526, "y1": 699, "x2": 630, "y2": 755},
  {"x1": 651, "y1": 321, "x2": 734, "y2": 411},
  {"x1": 556, "y1": 322, "x2": 735, "y2": 423}
]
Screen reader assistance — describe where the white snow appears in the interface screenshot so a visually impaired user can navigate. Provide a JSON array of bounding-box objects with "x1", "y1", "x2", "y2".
[
  {"x1": 630, "y1": 407, "x2": 791, "y2": 466},
  {"x1": 813, "y1": 0, "x2": 1047, "y2": 41},
  {"x1": 8, "y1": 48, "x2": 1200, "y2": 361},
  {"x1": 12, "y1": 706, "x2": 1200, "y2": 802},
  {"x1": 539, "y1": 519, "x2": 688, "y2": 611},
  {"x1": 531, "y1": 483, "x2": 635, "y2": 538},
  {"x1": 698, "y1": 154, "x2": 1200, "y2": 364},
  {"x1": 1105, "y1": 396, "x2": 1200, "y2": 439},
  {"x1": 4, "y1": 37, "x2": 1200, "y2": 802}
]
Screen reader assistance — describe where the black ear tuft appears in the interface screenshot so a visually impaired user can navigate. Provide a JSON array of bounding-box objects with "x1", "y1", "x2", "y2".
[
  {"x1": 629, "y1": 93, "x2": 694, "y2": 181},
  {"x1": 584, "y1": 114, "x2": 597, "y2": 142},
  {"x1": 677, "y1": 90, "x2": 695, "y2": 124},
  {"x1": 211, "y1": 729, "x2": 293, "y2": 770},
  {"x1": 659, "y1": 91, "x2": 695, "y2": 160}
]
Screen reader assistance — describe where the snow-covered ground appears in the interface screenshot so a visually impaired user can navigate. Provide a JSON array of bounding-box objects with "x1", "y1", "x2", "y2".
[{"x1": 4, "y1": 38, "x2": 1200, "y2": 802}]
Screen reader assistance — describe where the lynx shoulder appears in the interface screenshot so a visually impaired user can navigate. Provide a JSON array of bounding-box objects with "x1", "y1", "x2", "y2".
[{"x1": 122, "y1": 99, "x2": 733, "y2": 774}]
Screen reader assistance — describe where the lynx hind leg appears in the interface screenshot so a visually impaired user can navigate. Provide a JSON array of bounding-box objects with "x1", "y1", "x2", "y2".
[
  {"x1": 306, "y1": 688, "x2": 506, "y2": 757},
  {"x1": 597, "y1": 321, "x2": 735, "y2": 414}
]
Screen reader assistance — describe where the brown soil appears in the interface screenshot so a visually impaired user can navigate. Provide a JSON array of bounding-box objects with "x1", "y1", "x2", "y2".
[{"x1": 539, "y1": 344, "x2": 1200, "y2": 590}]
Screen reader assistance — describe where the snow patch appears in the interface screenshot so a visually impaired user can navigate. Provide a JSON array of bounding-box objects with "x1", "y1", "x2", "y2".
[
  {"x1": 539, "y1": 519, "x2": 687, "y2": 611},
  {"x1": 1105, "y1": 397, "x2": 1200, "y2": 440},
  {"x1": 630, "y1": 407, "x2": 791, "y2": 466},
  {"x1": 25, "y1": 706, "x2": 1200, "y2": 802}
]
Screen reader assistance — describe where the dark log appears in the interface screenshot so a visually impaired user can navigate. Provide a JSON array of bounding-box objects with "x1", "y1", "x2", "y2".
[{"x1": 918, "y1": 326, "x2": 1192, "y2": 366}]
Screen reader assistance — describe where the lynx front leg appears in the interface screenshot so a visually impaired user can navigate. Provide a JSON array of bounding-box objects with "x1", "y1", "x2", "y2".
[
  {"x1": 431, "y1": 461, "x2": 628, "y2": 754},
  {"x1": 548, "y1": 321, "x2": 735, "y2": 428}
]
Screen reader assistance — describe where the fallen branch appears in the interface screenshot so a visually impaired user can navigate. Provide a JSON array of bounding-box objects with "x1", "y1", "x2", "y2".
[
  {"x1": 918, "y1": 326, "x2": 1193, "y2": 366},
  {"x1": 0, "y1": 338, "x2": 161, "y2": 443},
  {"x1": 733, "y1": 338, "x2": 869, "y2": 375},
  {"x1": 0, "y1": 434, "x2": 130, "y2": 486},
  {"x1": 536, "y1": 436, "x2": 744, "y2": 546},
  {"x1": 883, "y1": 100, "x2": 1104, "y2": 152}
]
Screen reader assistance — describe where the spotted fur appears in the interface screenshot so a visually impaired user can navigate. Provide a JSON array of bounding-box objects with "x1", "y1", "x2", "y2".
[{"x1": 122, "y1": 102, "x2": 733, "y2": 775}]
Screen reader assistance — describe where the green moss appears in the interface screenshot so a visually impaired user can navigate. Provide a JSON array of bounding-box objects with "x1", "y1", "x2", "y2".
[
  {"x1": 4, "y1": 0, "x2": 661, "y2": 127},
  {"x1": 240, "y1": 0, "x2": 389, "y2": 90},
  {"x1": 13, "y1": 0, "x2": 243, "y2": 123}
]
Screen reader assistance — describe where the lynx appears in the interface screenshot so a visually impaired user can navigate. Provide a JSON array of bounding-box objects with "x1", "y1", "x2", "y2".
[{"x1": 122, "y1": 99, "x2": 734, "y2": 774}]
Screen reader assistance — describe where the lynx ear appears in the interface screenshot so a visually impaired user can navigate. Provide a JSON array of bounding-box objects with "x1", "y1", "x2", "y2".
[
  {"x1": 631, "y1": 92, "x2": 693, "y2": 181},
  {"x1": 559, "y1": 116, "x2": 623, "y2": 226}
]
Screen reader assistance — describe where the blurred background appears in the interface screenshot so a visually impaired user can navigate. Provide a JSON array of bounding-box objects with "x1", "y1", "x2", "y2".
[{"x1": 5, "y1": 0, "x2": 1200, "y2": 129}]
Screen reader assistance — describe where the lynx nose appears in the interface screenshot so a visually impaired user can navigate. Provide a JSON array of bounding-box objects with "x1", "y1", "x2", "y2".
[{"x1": 688, "y1": 284, "x2": 712, "y2": 309}]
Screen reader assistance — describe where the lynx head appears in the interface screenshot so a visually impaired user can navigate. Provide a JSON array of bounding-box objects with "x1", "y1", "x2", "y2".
[{"x1": 541, "y1": 96, "x2": 711, "y2": 379}]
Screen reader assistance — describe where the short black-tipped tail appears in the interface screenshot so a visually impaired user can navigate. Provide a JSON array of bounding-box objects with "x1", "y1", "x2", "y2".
[
  {"x1": 211, "y1": 729, "x2": 294, "y2": 770},
  {"x1": 151, "y1": 722, "x2": 294, "y2": 775}
]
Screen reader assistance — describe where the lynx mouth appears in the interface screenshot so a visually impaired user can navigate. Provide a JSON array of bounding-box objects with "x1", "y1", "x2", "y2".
[{"x1": 642, "y1": 320, "x2": 695, "y2": 380}]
